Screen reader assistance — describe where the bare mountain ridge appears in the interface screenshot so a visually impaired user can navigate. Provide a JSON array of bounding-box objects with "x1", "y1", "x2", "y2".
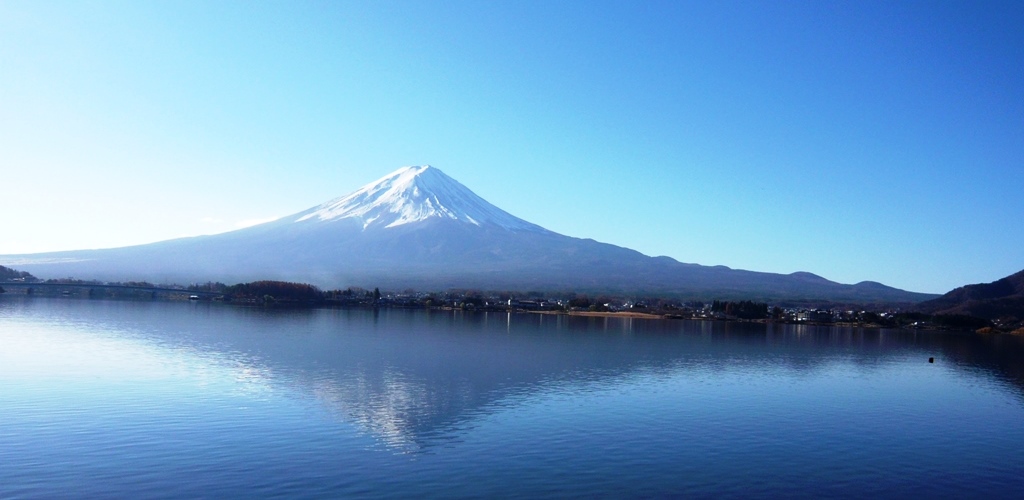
[{"x1": 1, "y1": 166, "x2": 934, "y2": 302}]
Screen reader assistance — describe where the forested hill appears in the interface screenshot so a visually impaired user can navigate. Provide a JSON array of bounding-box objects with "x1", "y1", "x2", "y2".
[
  {"x1": 917, "y1": 269, "x2": 1024, "y2": 320},
  {"x1": 0, "y1": 265, "x2": 36, "y2": 281}
]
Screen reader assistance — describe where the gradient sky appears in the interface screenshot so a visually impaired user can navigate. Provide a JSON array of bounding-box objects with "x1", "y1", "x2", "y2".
[{"x1": 1, "y1": 0, "x2": 1021, "y2": 294}]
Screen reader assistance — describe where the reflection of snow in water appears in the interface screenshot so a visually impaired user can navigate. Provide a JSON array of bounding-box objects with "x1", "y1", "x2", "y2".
[
  {"x1": 228, "y1": 362, "x2": 276, "y2": 400},
  {"x1": 310, "y1": 369, "x2": 434, "y2": 452},
  {"x1": 0, "y1": 316, "x2": 452, "y2": 454}
]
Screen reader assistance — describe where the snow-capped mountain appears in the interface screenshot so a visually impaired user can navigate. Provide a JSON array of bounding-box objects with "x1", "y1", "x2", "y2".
[
  {"x1": 0, "y1": 166, "x2": 934, "y2": 303},
  {"x1": 293, "y1": 166, "x2": 546, "y2": 232}
]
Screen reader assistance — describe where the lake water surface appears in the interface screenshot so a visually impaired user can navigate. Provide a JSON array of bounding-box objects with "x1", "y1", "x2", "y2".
[{"x1": 2, "y1": 297, "x2": 1024, "y2": 498}]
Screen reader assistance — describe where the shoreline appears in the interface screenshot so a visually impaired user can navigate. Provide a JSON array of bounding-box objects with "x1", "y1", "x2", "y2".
[
  {"x1": 530, "y1": 310, "x2": 665, "y2": 320},
  {"x1": 2, "y1": 292, "x2": 1011, "y2": 334},
  {"x1": 525, "y1": 309, "x2": 1000, "y2": 333}
]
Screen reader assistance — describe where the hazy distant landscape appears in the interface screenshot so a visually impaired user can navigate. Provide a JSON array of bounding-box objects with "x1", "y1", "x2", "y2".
[
  {"x1": 5, "y1": 165, "x2": 1021, "y2": 334},
  {"x1": 0, "y1": 166, "x2": 939, "y2": 303}
]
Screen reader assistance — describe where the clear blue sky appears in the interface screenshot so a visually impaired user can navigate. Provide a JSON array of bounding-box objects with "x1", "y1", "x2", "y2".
[{"x1": 2, "y1": 0, "x2": 1021, "y2": 294}]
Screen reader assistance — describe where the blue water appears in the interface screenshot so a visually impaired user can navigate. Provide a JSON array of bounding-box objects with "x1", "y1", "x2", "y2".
[{"x1": 2, "y1": 297, "x2": 1024, "y2": 498}]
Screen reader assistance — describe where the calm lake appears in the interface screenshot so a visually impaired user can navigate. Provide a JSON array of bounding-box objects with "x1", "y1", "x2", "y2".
[{"x1": 2, "y1": 297, "x2": 1024, "y2": 498}]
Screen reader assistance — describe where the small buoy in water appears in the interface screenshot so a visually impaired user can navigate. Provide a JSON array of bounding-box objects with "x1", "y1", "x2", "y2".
[{"x1": 929, "y1": 357, "x2": 934, "y2": 363}]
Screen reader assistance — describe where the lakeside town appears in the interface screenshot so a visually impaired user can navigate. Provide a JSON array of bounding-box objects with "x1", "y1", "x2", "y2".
[{"x1": 1, "y1": 273, "x2": 1012, "y2": 333}]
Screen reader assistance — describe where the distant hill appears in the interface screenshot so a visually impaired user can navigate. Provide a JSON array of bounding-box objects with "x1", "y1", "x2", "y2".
[
  {"x1": 0, "y1": 265, "x2": 36, "y2": 282},
  {"x1": 916, "y1": 269, "x2": 1024, "y2": 321},
  {"x1": 0, "y1": 166, "x2": 935, "y2": 304}
]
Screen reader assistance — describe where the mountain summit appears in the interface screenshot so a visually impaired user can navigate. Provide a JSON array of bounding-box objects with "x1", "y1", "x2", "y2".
[
  {"x1": 293, "y1": 166, "x2": 546, "y2": 232},
  {"x1": 0, "y1": 166, "x2": 935, "y2": 303}
]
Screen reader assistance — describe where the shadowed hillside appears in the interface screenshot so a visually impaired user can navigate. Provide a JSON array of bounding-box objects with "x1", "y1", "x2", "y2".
[{"x1": 917, "y1": 269, "x2": 1024, "y2": 322}]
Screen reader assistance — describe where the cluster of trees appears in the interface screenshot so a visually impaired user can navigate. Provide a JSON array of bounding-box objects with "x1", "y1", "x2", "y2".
[
  {"x1": 710, "y1": 300, "x2": 770, "y2": 319},
  {"x1": 45, "y1": 278, "x2": 103, "y2": 285},
  {"x1": 567, "y1": 296, "x2": 610, "y2": 312},
  {"x1": 184, "y1": 281, "x2": 388, "y2": 306},
  {"x1": 224, "y1": 281, "x2": 324, "y2": 303},
  {"x1": 567, "y1": 296, "x2": 593, "y2": 309},
  {"x1": 118, "y1": 281, "x2": 157, "y2": 288},
  {"x1": 565, "y1": 295, "x2": 618, "y2": 312},
  {"x1": 324, "y1": 287, "x2": 381, "y2": 301},
  {"x1": 0, "y1": 265, "x2": 37, "y2": 282},
  {"x1": 188, "y1": 282, "x2": 230, "y2": 293}
]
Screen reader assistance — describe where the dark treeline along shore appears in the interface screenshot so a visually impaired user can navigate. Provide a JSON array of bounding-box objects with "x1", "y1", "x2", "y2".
[{"x1": 3, "y1": 265, "x2": 1022, "y2": 335}]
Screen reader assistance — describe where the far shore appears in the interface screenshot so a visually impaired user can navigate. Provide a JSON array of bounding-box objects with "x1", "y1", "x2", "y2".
[
  {"x1": 529, "y1": 309, "x2": 880, "y2": 325},
  {"x1": 524, "y1": 309, "x2": 999, "y2": 332},
  {"x1": 3, "y1": 282, "x2": 1013, "y2": 334},
  {"x1": 530, "y1": 310, "x2": 665, "y2": 320}
]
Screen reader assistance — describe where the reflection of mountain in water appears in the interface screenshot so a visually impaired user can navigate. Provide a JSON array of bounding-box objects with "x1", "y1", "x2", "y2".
[
  {"x1": 201, "y1": 309, "x2": 1024, "y2": 449},
  {"x1": 29, "y1": 300, "x2": 1024, "y2": 451}
]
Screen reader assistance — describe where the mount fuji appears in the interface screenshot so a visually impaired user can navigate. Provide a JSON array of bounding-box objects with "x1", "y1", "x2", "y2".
[{"x1": 2, "y1": 166, "x2": 934, "y2": 302}]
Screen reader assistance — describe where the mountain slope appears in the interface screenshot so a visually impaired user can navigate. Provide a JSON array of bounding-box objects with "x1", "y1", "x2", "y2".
[
  {"x1": 1, "y1": 166, "x2": 934, "y2": 302},
  {"x1": 293, "y1": 166, "x2": 547, "y2": 232},
  {"x1": 916, "y1": 269, "x2": 1024, "y2": 319}
]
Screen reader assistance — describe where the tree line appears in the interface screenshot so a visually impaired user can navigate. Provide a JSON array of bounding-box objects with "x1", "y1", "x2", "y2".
[{"x1": 710, "y1": 300, "x2": 770, "y2": 319}]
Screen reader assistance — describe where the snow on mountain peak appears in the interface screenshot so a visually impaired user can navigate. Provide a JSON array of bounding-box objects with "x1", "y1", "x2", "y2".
[{"x1": 294, "y1": 165, "x2": 548, "y2": 232}]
